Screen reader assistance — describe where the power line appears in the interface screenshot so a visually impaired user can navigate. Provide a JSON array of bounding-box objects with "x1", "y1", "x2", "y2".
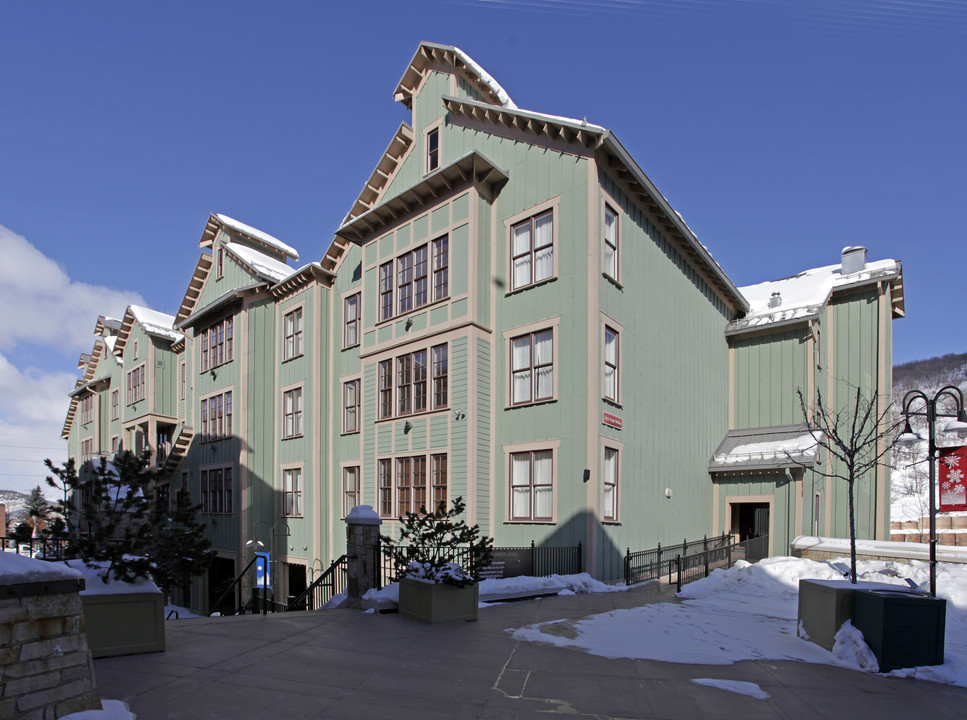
[{"x1": 0, "y1": 444, "x2": 66, "y2": 451}]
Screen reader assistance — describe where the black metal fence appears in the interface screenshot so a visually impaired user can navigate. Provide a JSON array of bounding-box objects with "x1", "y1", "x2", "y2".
[
  {"x1": 624, "y1": 534, "x2": 731, "y2": 586},
  {"x1": 0, "y1": 536, "x2": 69, "y2": 560},
  {"x1": 377, "y1": 540, "x2": 583, "y2": 587},
  {"x1": 285, "y1": 555, "x2": 348, "y2": 612}
]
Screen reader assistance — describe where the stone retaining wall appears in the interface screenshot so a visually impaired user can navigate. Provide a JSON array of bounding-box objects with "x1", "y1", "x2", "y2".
[{"x1": 0, "y1": 576, "x2": 102, "y2": 719}]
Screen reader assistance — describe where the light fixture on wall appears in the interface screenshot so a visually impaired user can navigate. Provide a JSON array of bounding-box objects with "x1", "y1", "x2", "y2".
[
  {"x1": 452, "y1": 409, "x2": 465, "y2": 420},
  {"x1": 665, "y1": 488, "x2": 673, "y2": 499},
  {"x1": 405, "y1": 317, "x2": 413, "y2": 330},
  {"x1": 210, "y1": 368, "x2": 217, "y2": 380},
  {"x1": 404, "y1": 421, "x2": 412, "y2": 433}
]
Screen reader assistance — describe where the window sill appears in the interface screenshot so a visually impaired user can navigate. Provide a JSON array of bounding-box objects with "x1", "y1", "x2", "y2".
[
  {"x1": 506, "y1": 398, "x2": 557, "y2": 410},
  {"x1": 281, "y1": 353, "x2": 304, "y2": 364},
  {"x1": 341, "y1": 343, "x2": 360, "y2": 352},
  {"x1": 374, "y1": 295, "x2": 451, "y2": 328},
  {"x1": 603, "y1": 398, "x2": 622, "y2": 410},
  {"x1": 505, "y1": 276, "x2": 557, "y2": 298},
  {"x1": 602, "y1": 272, "x2": 623, "y2": 290},
  {"x1": 375, "y1": 407, "x2": 450, "y2": 425},
  {"x1": 341, "y1": 430, "x2": 360, "y2": 437},
  {"x1": 504, "y1": 519, "x2": 556, "y2": 525},
  {"x1": 282, "y1": 434, "x2": 304, "y2": 441}
]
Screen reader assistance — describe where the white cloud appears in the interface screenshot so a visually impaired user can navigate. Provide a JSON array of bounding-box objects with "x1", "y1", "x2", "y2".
[{"x1": 0, "y1": 225, "x2": 144, "y2": 354}]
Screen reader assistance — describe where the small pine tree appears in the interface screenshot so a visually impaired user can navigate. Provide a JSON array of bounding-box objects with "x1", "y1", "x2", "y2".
[
  {"x1": 45, "y1": 450, "x2": 154, "y2": 584},
  {"x1": 381, "y1": 496, "x2": 494, "y2": 587},
  {"x1": 24, "y1": 485, "x2": 50, "y2": 531},
  {"x1": 145, "y1": 488, "x2": 214, "y2": 602}
]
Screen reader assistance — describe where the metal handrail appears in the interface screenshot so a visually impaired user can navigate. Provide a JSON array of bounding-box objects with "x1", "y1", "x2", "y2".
[
  {"x1": 209, "y1": 555, "x2": 259, "y2": 616},
  {"x1": 285, "y1": 555, "x2": 347, "y2": 612}
]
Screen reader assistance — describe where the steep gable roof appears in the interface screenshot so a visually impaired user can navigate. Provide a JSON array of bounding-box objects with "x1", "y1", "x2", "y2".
[
  {"x1": 199, "y1": 213, "x2": 299, "y2": 262},
  {"x1": 115, "y1": 305, "x2": 182, "y2": 356},
  {"x1": 395, "y1": 42, "x2": 516, "y2": 110},
  {"x1": 175, "y1": 252, "x2": 214, "y2": 327}
]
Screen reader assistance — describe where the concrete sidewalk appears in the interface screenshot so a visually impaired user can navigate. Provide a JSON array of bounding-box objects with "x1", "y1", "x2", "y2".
[{"x1": 94, "y1": 583, "x2": 967, "y2": 719}]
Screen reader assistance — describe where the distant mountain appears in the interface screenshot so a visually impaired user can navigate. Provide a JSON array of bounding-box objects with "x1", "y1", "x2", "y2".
[
  {"x1": 0, "y1": 489, "x2": 29, "y2": 527},
  {"x1": 894, "y1": 352, "x2": 967, "y2": 398}
]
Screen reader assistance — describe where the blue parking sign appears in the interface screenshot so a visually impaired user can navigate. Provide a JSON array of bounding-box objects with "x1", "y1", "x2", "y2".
[{"x1": 254, "y1": 552, "x2": 271, "y2": 589}]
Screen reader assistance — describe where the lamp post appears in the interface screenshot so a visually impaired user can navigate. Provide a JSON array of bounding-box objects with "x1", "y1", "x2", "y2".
[
  {"x1": 897, "y1": 385, "x2": 967, "y2": 597},
  {"x1": 247, "y1": 519, "x2": 291, "y2": 613}
]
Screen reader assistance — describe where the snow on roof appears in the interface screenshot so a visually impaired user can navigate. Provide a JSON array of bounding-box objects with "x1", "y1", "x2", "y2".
[
  {"x1": 129, "y1": 305, "x2": 183, "y2": 343},
  {"x1": 0, "y1": 552, "x2": 83, "y2": 586},
  {"x1": 224, "y1": 241, "x2": 293, "y2": 284},
  {"x1": 730, "y1": 257, "x2": 899, "y2": 333},
  {"x1": 215, "y1": 214, "x2": 299, "y2": 261},
  {"x1": 451, "y1": 45, "x2": 517, "y2": 109},
  {"x1": 710, "y1": 425, "x2": 821, "y2": 472}
]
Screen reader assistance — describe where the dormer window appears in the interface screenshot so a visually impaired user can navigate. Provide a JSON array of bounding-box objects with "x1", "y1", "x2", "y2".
[
  {"x1": 133, "y1": 339, "x2": 139, "y2": 360},
  {"x1": 217, "y1": 248, "x2": 224, "y2": 279},
  {"x1": 426, "y1": 128, "x2": 439, "y2": 173}
]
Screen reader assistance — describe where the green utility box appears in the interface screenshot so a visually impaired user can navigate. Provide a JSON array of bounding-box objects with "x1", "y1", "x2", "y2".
[{"x1": 851, "y1": 589, "x2": 946, "y2": 672}]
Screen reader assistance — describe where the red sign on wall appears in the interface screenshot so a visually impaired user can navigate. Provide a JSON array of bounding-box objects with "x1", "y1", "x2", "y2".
[
  {"x1": 603, "y1": 412, "x2": 622, "y2": 430},
  {"x1": 939, "y1": 446, "x2": 967, "y2": 512}
]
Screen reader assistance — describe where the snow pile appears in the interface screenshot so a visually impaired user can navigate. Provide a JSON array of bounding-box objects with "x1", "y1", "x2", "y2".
[
  {"x1": 215, "y1": 213, "x2": 299, "y2": 260},
  {"x1": 128, "y1": 305, "x2": 182, "y2": 343},
  {"x1": 0, "y1": 552, "x2": 82, "y2": 585},
  {"x1": 68, "y1": 560, "x2": 160, "y2": 595},
  {"x1": 223, "y1": 242, "x2": 292, "y2": 283},
  {"x1": 832, "y1": 621, "x2": 879, "y2": 671},
  {"x1": 61, "y1": 699, "x2": 135, "y2": 720},
  {"x1": 511, "y1": 556, "x2": 967, "y2": 688},
  {"x1": 480, "y1": 572, "x2": 624, "y2": 598}
]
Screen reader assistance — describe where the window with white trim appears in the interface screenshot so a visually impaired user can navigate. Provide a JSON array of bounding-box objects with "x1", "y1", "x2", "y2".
[
  {"x1": 344, "y1": 293, "x2": 360, "y2": 348},
  {"x1": 216, "y1": 248, "x2": 224, "y2": 279},
  {"x1": 510, "y1": 450, "x2": 553, "y2": 521},
  {"x1": 343, "y1": 466, "x2": 360, "y2": 518},
  {"x1": 127, "y1": 365, "x2": 145, "y2": 404},
  {"x1": 604, "y1": 205, "x2": 618, "y2": 280},
  {"x1": 603, "y1": 447, "x2": 619, "y2": 521},
  {"x1": 200, "y1": 316, "x2": 233, "y2": 372},
  {"x1": 283, "y1": 467, "x2": 303, "y2": 517},
  {"x1": 200, "y1": 391, "x2": 233, "y2": 442},
  {"x1": 377, "y1": 344, "x2": 447, "y2": 420},
  {"x1": 432, "y1": 236, "x2": 448, "y2": 301},
  {"x1": 379, "y1": 240, "x2": 448, "y2": 323},
  {"x1": 111, "y1": 389, "x2": 119, "y2": 420},
  {"x1": 426, "y1": 127, "x2": 439, "y2": 172},
  {"x1": 111, "y1": 436, "x2": 119, "y2": 454},
  {"x1": 283, "y1": 308, "x2": 303, "y2": 360},
  {"x1": 511, "y1": 210, "x2": 553, "y2": 290},
  {"x1": 201, "y1": 466, "x2": 232, "y2": 515},
  {"x1": 379, "y1": 262, "x2": 393, "y2": 322},
  {"x1": 604, "y1": 326, "x2": 619, "y2": 402},
  {"x1": 80, "y1": 438, "x2": 94, "y2": 459},
  {"x1": 283, "y1": 387, "x2": 303, "y2": 438},
  {"x1": 343, "y1": 379, "x2": 360, "y2": 433},
  {"x1": 80, "y1": 394, "x2": 94, "y2": 425},
  {"x1": 377, "y1": 453, "x2": 447, "y2": 518},
  {"x1": 179, "y1": 362, "x2": 186, "y2": 401},
  {"x1": 510, "y1": 330, "x2": 553, "y2": 405}
]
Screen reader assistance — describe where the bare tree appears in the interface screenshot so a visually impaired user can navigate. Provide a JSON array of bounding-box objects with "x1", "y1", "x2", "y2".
[{"x1": 791, "y1": 387, "x2": 900, "y2": 583}]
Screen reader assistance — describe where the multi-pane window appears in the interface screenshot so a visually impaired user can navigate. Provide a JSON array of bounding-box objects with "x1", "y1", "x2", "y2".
[
  {"x1": 432, "y1": 344, "x2": 448, "y2": 409},
  {"x1": 80, "y1": 395, "x2": 94, "y2": 425},
  {"x1": 80, "y1": 438, "x2": 94, "y2": 459},
  {"x1": 200, "y1": 391, "x2": 233, "y2": 442},
  {"x1": 603, "y1": 447, "x2": 619, "y2": 521},
  {"x1": 127, "y1": 365, "x2": 145, "y2": 404},
  {"x1": 432, "y1": 236, "x2": 449, "y2": 302},
  {"x1": 396, "y1": 350, "x2": 428, "y2": 416},
  {"x1": 604, "y1": 205, "x2": 618, "y2": 280},
  {"x1": 378, "y1": 454, "x2": 446, "y2": 518},
  {"x1": 111, "y1": 389, "x2": 119, "y2": 420},
  {"x1": 604, "y1": 326, "x2": 619, "y2": 402},
  {"x1": 283, "y1": 468, "x2": 303, "y2": 517},
  {"x1": 426, "y1": 127, "x2": 439, "y2": 172},
  {"x1": 511, "y1": 211, "x2": 553, "y2": 290},
  {"x1": 283, "y1": 388, "x2": 303, "y2": 438},
  {"x1": 344, "y1": 293, "x2": 360, "y2": 348},
  {"x1": 216, "y1": 248, "x2": 224, "y2": 279},
  {"x1": 380, "y1": 242, "x2": 447, "y2": 324},
  {"x1": 398, "y1": 253, "x2": 413, "y2": 314},
  {"x1": 378, "y1": 345, "x2": 444, "y2": 419},
  {"x1": 379, "y1": 262, "x2": 393, "y2": 322},
  {"x1": 283, "y1": 308, "x2": 303, "y2": 360},
  {"x1": 511, "y1": 330, "x2": 553, "y2": 405},
  {"x1": 432, "y1": 454, "x2": 448, "y2": 511},
  {"x1": 111, "y1": 436, "x2": 119, "y2": 454},
  {"x1": 343, "y1": 379, "x2": 360, "y2": 433},
  {"x1": 201, "y1": 317, "x2": 234, "y2": 372},
  {"x1": 201, "y1": 466, "x2": 233, "y2": 514},
  {"x1": 510, "y1": 450, "x2": 553, "y2": 521},
  {"x1": 343, "y1": 466, "x2": 360, "y2": 518}
]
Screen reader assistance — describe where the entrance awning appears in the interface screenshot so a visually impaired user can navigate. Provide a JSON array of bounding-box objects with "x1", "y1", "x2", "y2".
[{"x1": 709, "y1": 425, "x2": 821, "y2": 473}]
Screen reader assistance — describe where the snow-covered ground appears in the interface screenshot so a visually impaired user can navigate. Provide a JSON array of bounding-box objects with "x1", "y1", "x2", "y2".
[{"x1": 511, "y1": 556, "x2": 967, "y2": 689}]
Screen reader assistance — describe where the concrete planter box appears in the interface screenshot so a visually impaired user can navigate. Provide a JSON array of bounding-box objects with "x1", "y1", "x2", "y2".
[
  {"x1": 399, "y1": 577, "x2": 478, "y2": 623},
  {"x1": 797, "y1": 579, "x2": 921, "y2": 651},
  {"x1": 81, "y1": 591, "x2": 166, "y2": 658}
]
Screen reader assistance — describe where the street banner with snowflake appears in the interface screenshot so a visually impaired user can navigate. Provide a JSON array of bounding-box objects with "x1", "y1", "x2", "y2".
[{"x1": 939, "y1": 446, "x2": 967, "y2": 512}]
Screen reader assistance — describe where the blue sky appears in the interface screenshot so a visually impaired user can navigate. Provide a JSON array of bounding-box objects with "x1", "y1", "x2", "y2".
[{"x1": 1, "y1": 0, "x2": 964, "y2": 494}]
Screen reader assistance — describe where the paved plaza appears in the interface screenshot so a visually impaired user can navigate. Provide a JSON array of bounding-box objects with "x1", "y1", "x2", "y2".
[{"x1": 94, "y1": 583, "x2": 967, "y2": 719}]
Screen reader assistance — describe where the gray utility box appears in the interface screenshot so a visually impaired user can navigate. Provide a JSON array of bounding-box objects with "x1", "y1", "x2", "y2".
[{"x1": 851, "y1": 589, "x2": 946, "y2": 672}]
